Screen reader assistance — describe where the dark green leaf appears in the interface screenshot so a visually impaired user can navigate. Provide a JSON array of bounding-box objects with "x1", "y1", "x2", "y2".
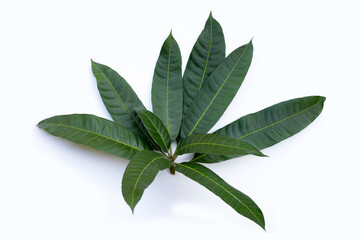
[
  {"x1": 37, "y1": 114, "x2": 149, "y2": 160},
  {"x1": 176, "y1": 134, "x2": 265, "y2": 157},
  {"x1": 135, "y1": 108, "x2": 171, "y2": 152},
  {"x1": 175, "y1": 162, "x2": 265, "y2": 229},
  {"x1": 193, "y1": 96, "x2": 326, "y2": 163},
  {"x1": 181, "y1": 40, "x2": 253, "y2": 138},
  {"x1": 91, "y1": 60, "x2": 156, "y2": 148},
  {"x1": 152, "y1": 32, "x2": 183, "y2": 141},
  {"x1": 182, "y1": 12, "x2": 225, "y2": 118},
  {"x1": 122, "y1": 150, "x2": 171, "y2": 212}
]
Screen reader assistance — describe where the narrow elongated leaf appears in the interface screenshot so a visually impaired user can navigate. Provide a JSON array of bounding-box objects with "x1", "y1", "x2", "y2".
[
  {"x1": 37, "y1": 114, "x2": 149, "y2": 160},
  {"x1": 181, "y1": 40, "x2": 253, "y2": 139},
  {"x1": 182, "y1": 12, "x2": 225, "y2": 118},
  {"x1": 152, "y1": 32, "x2": 182, "y2": 141},
  {"x1": 175, "y1": 162, "x2": 265, "y2": 229},
  {"x1": 122, "y1": 150, "x2": 171, "y2": 212},
  {"x1": 91, "y1": 60, "x2": 156, "y2": 148},
  {"x1": 193, "y1": 96, "x2": 326, "y2": 163},
  {"x1": 135, "y1": 108, "x2": 171, "y2": 152},
  {"x1": 176, "y1": 134, "x2": 265, "y2": 157}
]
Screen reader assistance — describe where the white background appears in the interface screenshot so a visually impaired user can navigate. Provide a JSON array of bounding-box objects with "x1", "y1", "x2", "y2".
[{"x1": 1, "y1": 0, "x2": 359, "y2": 239}]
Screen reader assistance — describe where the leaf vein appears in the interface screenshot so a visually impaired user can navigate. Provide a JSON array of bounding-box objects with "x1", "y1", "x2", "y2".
[
  {"x1": 177, "y1": 163, "x2": 264, "y2": 228},
  {"x1": 187, "y1": 43, "x2": 251, "y2": 136},
  {"x1": 41, "y1": 122, "x2": 141, "y2": 151},
  {"x1": 131, "y1": 156, "x2": 167, "y2": 209},
  {"x1": 198, "y1": 15, "x2": 213, "y2": 90}
]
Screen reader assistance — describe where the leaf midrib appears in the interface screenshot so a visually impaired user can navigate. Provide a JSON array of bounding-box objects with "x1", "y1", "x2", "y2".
[
  {"x1": 187, "y1": 43, "x2": 251, "y2": 137},
  {"x1": 198, "y1": 15, "x2": 213, "y2": 90},
  {"x1": 93, "y1": 63, "x2": 159, "y2": 150},
  {"x1": 166, "y1": 36, "x2": 172, "y2": 134},
  {"x1": 40, "y1": 122, "x2": 141, "y2": 151},
  {"x1": 131, "y1": 156, "x2": 167, "y2": 210},
  {"x1": 237, "y1": 99, "x2": 324, "y2": 140},
  {"x1": 177, "y1": 163, "x2": 264, "y2": 228},
  {"x1": 139, "y1": 109, "x2": 169, "y2": 152},
  {"x1": 177, "y1": 141, "x2": 253, "y2": 154},
  {"x1": 93, "y1": 63, "x2": 136, "y2": 124},
  {"x1": 192, "y1": 98, "x2": 324, "y2": 161}
]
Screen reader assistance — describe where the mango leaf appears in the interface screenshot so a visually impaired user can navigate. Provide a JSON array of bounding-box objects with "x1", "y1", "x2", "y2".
[
  {"x1": 91, "y1": 60, "x2": 156, "y2": 148},
  {"x1": 182, "y1": 12, "x2": 225, "y2": 119},
  {"x1": 175, "y1": 162, "x2": 265, "y2": 229},
  {"x1": 135, "y1": 108, "x2": 171, "y2": 152},
  {"x1": 122, "y1": 150, "x2": 171, "y2": 212},
  {"x1": 193, "y1": 96, "x2": 326, "y2": 163},
  {"x1": 152, "y1": 32, "x2": 183, "y2": 141},
  {"x1": 176, "y1": 134, "x2": 265, "y2": 157},
  {"x1": 37, "y1": 114, "x2": 149, "y2": 160},
  {"x1": 180, "y1": 40, "x2": 253, "y2": 139}
]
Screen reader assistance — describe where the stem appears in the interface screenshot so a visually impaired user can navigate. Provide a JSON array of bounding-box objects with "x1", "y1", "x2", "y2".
[
  {"x1": 170, "y1": 165, "x2": 175, "y2": 175},
  {"x1": 168, "y1": 154, "x2": 177, "y2": 175}
]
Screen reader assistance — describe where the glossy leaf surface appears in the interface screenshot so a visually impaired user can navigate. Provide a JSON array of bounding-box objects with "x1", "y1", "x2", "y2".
[
  {"x1": 181, "y1": 41, "x2": 253, "y2": 138},
  {"x1": 38, "y1": 114, "x2": 149, "y2": 160},
  {"x1": 135, "y1": 108, "x2": 171, "y2": 152},
  {"x1": 175, "y1": 162, "x2": 265, "y2": 229},
  {"x1": 193, "y1": 96, "x2": 326, "y2": 163},
  {"x1": 91, "y1": 60, "x2": 155, "y2": 146},
  {"x1": 182, "y1": 12, "x2": 225, "y2": 118},
  {"x1": 122, "y1": 150, "x2": 171, "y2": 212},
  {"x1": 176, "y1": 134, "x2": 265, "y2": 157},
  {"x1": 152, "y1": 33, "x2": 182, "y2": 141}
]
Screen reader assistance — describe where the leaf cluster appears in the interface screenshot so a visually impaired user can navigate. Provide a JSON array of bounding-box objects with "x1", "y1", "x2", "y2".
[{"x1": 38, "y1": 13, "x2": 325, "y2": 229}]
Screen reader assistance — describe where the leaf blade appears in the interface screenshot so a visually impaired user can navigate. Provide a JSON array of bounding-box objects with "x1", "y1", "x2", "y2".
[
  {"x1": 91, "y1": 60, "x2": 157, "y2": 148},
  {"x1": 122, "y1": 150, "x2": 171, "y2": 212},
  {"x1": 182, "y1": 12, "x2": 225, "y2": 118},
  {"x1": 175, "y1": 162, "x2": 265, "y2": 229},
  {"x1": 176, "y1": 134, "x2": 265, "y2": 157},
  {"x1": 194, "y1": 96, "x2": 326, "y2": 163},
  {"x1": 135, "y1": 108, "x2": 171, "y2": 152},
  {"x1": 181, "y1": 40, "x2": 253, "y2": 138},
  {"x1": 38, "y1": 114, "x2": 149, "y2": 160},
  {"x1": 152, "y1": 32, "x2": 183, "y2": 140}
]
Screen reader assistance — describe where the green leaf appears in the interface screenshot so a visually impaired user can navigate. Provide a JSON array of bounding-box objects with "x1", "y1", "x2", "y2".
[
  {"x1": 175, "y1": 134, "x2": 265, "y2": 157},
  {"x1": 182, "y1": 12, "x2": 225, "y2": 118},
  {"x1": 152, "y1": 32, "x2": 183, "y2": 141},
  {"x1": 91, "y1": 60, "x2": 156, "y2": 147},
  {"x1": 37, "y1": 114, "x2": 149, "y2": 160},
  {"x1": 181, "y1": 40, "x2": 253, "y2": 139},
  {"x1": 122, "y1": 150, "x2": 171, "y2": 212},
  {"x1": 175, "y1": 162, "x2": 265, "y2": 229},
  {"x1": 135, "y1": 108, "x2": 171, "y2": 152},
  {"x1": 193, "y1": 96, "x2": 326, "y2": 163}
]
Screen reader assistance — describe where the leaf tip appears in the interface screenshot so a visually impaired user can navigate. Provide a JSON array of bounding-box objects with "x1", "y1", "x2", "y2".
[
  {"x1": 90, "y1": 59, "x2": 97, "y2": 72},
  {"x1": 37, "y1": 119, "x2": 46, "y2": 128},
  {"x1": 255, "y1": 216, "x2": 266, "y2": 230},
  {"x1": 258, "y1": 151, "x2": 268, "y2": 157},
  {"x1": 261, "y1": 225, "x2": 266, "y2": 231}
]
